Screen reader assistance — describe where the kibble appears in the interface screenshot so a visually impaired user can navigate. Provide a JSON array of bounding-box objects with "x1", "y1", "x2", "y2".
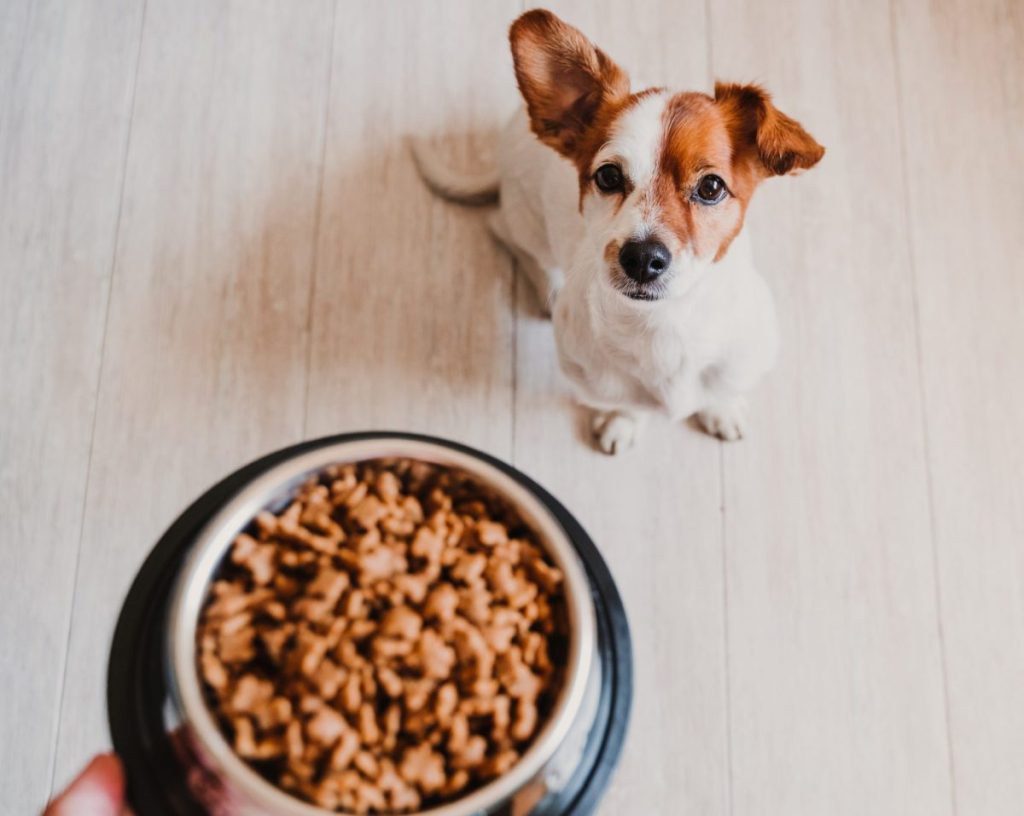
[{"x1": 196, "y1": 459, "x2": 567, "y2": 814}]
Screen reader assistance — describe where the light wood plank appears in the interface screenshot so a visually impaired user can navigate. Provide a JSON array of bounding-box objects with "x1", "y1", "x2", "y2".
[
  {"x1": 304, "y1": 0, "x2": 520, "y2": 458},
  {"x1": 0, "y1": 1, "x2": 143, "y2": 811},
  {"x1": 49, "y1": 0, "x2": 335, "y2": 790},
  {"x1": 710, "y1": 1, "x2": 954, "y2": 814},
  {"x1": 514, "y1": 3, "x2": 730, "y2": 814},
  {"x1": 893, "y1": 1, "x2": 1024, "y2": 812}
]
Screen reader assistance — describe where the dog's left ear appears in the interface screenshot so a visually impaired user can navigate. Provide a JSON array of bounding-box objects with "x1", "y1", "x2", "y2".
[
  {"x1": 715, "y1": 82, "x2": 824, "y2": 176},
  {"x1": 510, "y1": 9, "x2": 630, "y2": 160}
]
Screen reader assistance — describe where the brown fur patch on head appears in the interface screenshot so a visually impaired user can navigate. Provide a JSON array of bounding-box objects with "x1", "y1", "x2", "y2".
[
  {"x1": 509, "y1": 10, "x2": 630, "y2": 162},
  {"x1": 651, "y1": 86, "x2": 824, "y2": 262},
  {"x1": 653, "y1": 93, "x2": 748, "y2": 261}
]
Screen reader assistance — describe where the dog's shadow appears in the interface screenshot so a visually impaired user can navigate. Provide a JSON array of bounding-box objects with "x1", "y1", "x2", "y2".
[{"x1": 156, "y1": 124, "x2": 578, "y2": 473}]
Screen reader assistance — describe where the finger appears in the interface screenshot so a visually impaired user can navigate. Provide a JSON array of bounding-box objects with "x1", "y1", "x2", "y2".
[{"x1": 43, "y1": 753, "x2": 126, "y2": 816}]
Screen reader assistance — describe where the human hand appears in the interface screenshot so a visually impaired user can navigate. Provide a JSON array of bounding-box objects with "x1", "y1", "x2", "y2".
[{"x1": 43, "y1": 753, "x2": 131, "y2": 816}]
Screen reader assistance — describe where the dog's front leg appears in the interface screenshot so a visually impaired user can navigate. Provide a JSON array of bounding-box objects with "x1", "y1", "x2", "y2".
[
  {"x1": 660, "y1": 367, "x2": 705, "y2": 428},
  {"x1": 590, "y1": 408, "x2": 648, "y2": 455},
  {"x1": 694, "y1": 366, "x2": 756, "y2": 442},
  {"x1": 660, "y1": 367, "x2": 746, "y2": 441},
  {"x1": 696, "y1": 393, "x2": 749, "y2": 441}
]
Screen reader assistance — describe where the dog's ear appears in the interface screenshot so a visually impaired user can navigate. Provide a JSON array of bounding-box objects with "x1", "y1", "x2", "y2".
[
  {"x1": 714, "y1": 82, "x2": 824, "y2": 176},
  {"x1": 510, "y1": 9, "x2": 630, "y2": 160}
]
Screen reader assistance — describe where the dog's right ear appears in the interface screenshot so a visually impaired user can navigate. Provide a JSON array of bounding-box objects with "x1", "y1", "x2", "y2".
[
  {"x1": 510, "y1": 9, "x2": 629, "y2": 160},
  {"x1": 714, "y1": 82, "x2": 825, "y2": 177}
]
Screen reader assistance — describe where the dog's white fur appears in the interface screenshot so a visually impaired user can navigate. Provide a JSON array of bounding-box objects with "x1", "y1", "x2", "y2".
[{"x1": 415, "y1": 92, "x2": 779, "y2": 454}]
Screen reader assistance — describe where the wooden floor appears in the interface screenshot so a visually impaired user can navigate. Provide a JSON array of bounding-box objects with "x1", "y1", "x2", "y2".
[{"x1": 2, "y1": 1, "x2": 1022, "y2": 814}]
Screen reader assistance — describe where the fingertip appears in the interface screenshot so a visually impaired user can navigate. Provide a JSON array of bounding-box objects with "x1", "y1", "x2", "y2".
[
  {"x1": 85, "y1": 753, "x2": 126, "y2": 796},
  {"x1": 44, "y1": 753, "x2": 126, "y2": 815}
]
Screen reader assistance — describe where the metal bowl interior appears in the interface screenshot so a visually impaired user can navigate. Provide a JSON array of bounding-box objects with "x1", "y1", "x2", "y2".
[{"x1": 166, "y1": 438, "x2": 597, "y2": 816}]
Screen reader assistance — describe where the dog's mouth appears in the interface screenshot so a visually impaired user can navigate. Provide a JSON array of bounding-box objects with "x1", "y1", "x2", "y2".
[
  {"x1": 613, "y1": 274, "x2": 669, "y2": 303},
  {"x1": 623, "y1": 287, "x2": 664, "y2": 301}
]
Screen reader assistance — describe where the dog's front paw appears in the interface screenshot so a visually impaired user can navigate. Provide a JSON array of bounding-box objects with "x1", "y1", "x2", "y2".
[
  {"x1": 697, "y1": 398, "x2": 748, "y2": 442},
  {"x1": 591, "y1": 410, "x2": 641, "y2": 455}
]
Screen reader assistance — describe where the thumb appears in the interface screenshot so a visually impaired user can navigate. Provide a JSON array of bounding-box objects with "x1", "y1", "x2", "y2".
[{"x1": 44, "y1": 753, "x2": 127, "y2": 816}]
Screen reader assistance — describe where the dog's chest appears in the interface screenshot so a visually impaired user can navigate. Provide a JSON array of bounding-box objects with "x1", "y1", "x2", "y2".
[{"x1": 555, "y1": 296, "x2": 713, "y2": 412}]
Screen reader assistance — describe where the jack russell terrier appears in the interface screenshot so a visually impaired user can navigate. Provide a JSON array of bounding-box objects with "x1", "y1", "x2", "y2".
[{"x1": 414, "y1": 9, "x2": 824, "y2": 454}]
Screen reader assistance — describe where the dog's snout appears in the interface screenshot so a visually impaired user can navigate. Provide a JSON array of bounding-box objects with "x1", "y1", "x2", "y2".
[{"x1": 618, "y1": 239, "x2": 671, "y2": 284}]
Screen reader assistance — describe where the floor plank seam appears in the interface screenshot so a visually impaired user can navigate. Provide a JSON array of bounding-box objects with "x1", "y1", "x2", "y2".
[
  {"x1": 44, "y1": 0, "x2": 150, "y2": 799},
  {"x1": 300, "y1": 0, "x2": 339, "y2": 441},
  {"x1": 887, "y1": 2, "x2": 959, "y2": 812},
  {"x1": 718, "y1": 442, "x2": 735, "y2": 816}
]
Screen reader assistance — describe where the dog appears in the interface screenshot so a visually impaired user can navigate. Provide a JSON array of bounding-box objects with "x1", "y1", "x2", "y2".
[{"x1": 413, "y1": 9, "x2": 824, "y2": 454}]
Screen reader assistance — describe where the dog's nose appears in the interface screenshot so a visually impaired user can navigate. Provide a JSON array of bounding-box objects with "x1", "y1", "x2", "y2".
[{"x1": 618, "y1": 239, "x2": 671, "y2": 284}]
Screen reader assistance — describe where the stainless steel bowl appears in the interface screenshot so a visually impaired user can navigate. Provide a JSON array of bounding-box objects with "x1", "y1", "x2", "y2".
[{"x1": 164, "y1": 437, "x2": 601, "y2": 816}]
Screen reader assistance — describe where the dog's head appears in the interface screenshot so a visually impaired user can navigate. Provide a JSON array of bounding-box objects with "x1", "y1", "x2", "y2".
[{"x1": 510, "y1": 9, "x2": 824, "y2": 302}]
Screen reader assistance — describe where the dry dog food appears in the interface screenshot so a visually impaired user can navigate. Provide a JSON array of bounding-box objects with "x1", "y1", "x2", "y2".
[{"x1": 196, "y1": 459, "x2": 567, "y2": 813}]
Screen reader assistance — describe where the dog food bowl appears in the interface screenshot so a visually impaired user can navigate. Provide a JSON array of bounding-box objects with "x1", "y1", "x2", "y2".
[{"x1": 108, "y1": 432, "x2": 632, "y2": 815}]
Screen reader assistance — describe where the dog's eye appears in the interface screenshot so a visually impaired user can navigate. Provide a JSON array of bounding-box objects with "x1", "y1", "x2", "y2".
[
  {"x1": 694, "y1": 174, "x2": 728, "y2": 204},
  {"x1": 594, "y1": 164, "x2": 624, "y2": 193}
]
